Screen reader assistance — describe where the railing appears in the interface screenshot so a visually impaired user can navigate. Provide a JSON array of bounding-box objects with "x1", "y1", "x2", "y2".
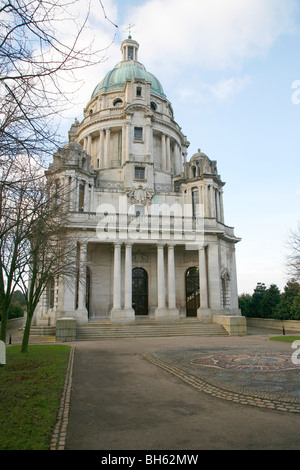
[
  {"x1": 154, "y1": 183, "x2": 180, "y2": 193},
  {"x1": 95, "y1": 180, "x2": 181, "y2": 194},
  {"x1": 96, "y1": 180, "x2": 124, "y2": 191}
]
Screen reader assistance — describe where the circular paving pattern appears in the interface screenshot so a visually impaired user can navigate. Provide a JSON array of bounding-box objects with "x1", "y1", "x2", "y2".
[
  {"x1": 143, "y1": 347, "x2": 300, "y2": 413},
  {"x1": 191, "y1": 352, "x2": 298, "y2": 371}
]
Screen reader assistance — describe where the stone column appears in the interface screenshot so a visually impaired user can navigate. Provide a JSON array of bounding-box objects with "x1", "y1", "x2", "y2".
[
  {"x1": 75, "y1": 177, "x2": 79, "y2": 212},
  {"x1": 105, "y1": 128, "x2": 110, "y2": 167},
  {"x1": 126, "y1": 118, "x2": 132, "y2": 160},
  {"x1": 216, "y1": 189, "x2": 221, "y2": 222},
  {"x1": 210, "y1": 184, "x2": 216, "y2": 218},
  {"x1": 87, "y1": 135, "x2": 92, "y2": 156},
  {"x1": 161, "y1": 134, "x2": 166, "y2": 170},
  {"x1": 155, "y1": 244, "x2": 176, "y2": 322},
  {"x1": 166, "y1": 135, "x2": 171, "y2": 171},
  {"x1": 69, "y1": 176, "x2": 75, "y2": 211},
  {"x1": 197, "y1": 245, "x2": 211, "y2": 322},
  {"x1": 167, "y1": 245, "x2": 180, "y2": 320},
  {"x1": 175, "y1": 143, "x2": 182, "y2": 175},
  {"x1": 183, "y1": 151, "x2": 187, "y2": 177},
  {"x1": 90, "y1": 184, "x2": 94, "y2": 213},
  {"x1": 99, "y1": 129, "x2": 104, "y2": 168},
  {"x1": 124, "y1": 243, "x2": 135, "y2": 322},
  {"x1": 146, "y1": 118, "x2": 152, "y2": 160},
  {"x1": 112, "y1": 242, "x2": 121, "y2": 311},
  {"x1": 111, "y1": 242, "x2": 135, "y2": 324},
  {"x1": 77, "y1": 242, "x2": 87, "y2": 310},
  {"x1": 203, "y1": 183, "x2": 208, "y2": 218},
  {"x1": 122, "y1": 123, "x2": 126, "y2": 164},
  {"x1": 219, "y1": 190, "x2": 225, "y2": 223},
  {"x1": 156, "y1": 244, "x2": 165, "y2": 309},
  {"x1": 75, "y1": 242, "x2": 88, "y2": 325}
]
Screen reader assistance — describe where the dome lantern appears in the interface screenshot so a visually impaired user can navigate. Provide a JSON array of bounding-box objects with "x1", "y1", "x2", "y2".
[
  {"x1": 121, "y1": 37, "x2": 139, "y2": 62},
  {"x1": 91, "y1": 38, "x2": 166, "y2": 99}
]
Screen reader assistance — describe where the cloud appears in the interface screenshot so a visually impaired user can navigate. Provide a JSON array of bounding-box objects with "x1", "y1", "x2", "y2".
[
  {"x1": 43, "y1": 0, "x2": 120, "y2": 121},
  {"x1": 179, "y1": 75, "x2": 252, "y2": 103},
  {"x1": 121, "y1": 0, "x2": 297, "y2": 73}
]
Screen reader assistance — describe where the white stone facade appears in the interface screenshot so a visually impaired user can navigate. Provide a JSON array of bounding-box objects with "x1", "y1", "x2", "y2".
[{"x1": 34, "y1": 37, "x2": 242, "y2": 327}]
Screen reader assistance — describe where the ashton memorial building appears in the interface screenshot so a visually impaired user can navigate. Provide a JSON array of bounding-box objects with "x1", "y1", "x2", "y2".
[{"x1": 33, "y1": 36, "x2": 246, "y2": 336}]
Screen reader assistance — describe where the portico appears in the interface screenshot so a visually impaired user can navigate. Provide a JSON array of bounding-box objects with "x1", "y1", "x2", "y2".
[{"x1": 67, "y1": 235, "x2": 237, "y2": 325}]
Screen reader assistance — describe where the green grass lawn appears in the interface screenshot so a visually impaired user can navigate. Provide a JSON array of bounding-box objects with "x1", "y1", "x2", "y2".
[
  {"x1": 0, "y1": 345, "x2": 71, "y2": 450},
  {"x1": 269, "y1": 336, "x2": 300, "y2": 343}
]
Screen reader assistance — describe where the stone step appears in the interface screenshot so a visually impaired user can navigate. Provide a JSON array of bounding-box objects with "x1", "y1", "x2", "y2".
[{"x1": 76, "y1": 322, "x2": 228, "y2": 340}]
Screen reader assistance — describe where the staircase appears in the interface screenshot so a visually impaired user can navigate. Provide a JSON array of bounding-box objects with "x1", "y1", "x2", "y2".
[{"x1": 76, "y1": 317, "x2": 228, "y2": 341}]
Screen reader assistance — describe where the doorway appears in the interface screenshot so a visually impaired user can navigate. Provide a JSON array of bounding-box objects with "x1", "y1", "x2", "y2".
[
  {"x1": 185, "y1": 267, "x2": 200, "y2": 317},
  {"x1": 86, "y1": 267, "x2": 91, "y2": 317},
  {"x1": 132, "y1": 268, "x2": 148, "y2": 316}
]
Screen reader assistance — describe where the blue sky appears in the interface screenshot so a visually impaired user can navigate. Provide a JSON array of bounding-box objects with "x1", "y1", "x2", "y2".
[{"x1": 62, "y1": 0, "x2": 300, "y2": 295}]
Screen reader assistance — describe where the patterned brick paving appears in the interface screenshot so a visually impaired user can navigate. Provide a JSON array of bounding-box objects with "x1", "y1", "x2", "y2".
[{"x1": 142, "y1": 348, "x2": 300, "y2": 414}]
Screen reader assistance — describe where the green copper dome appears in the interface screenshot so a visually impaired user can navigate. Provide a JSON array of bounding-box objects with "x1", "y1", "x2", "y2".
[{"x1": 91, "y1": 60, "x2": 166, "y2": 99}]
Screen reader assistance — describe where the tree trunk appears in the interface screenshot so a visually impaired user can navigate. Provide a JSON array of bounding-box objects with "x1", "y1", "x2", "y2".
[
  {"x1": 21, "y1": 312, "x2": 33, "y2": 353},
  {"x1": 0, "y1": 304, "x2": 9, "y2": 343}
]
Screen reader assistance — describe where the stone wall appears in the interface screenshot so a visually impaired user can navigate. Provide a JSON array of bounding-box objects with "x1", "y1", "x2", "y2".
[
  {"x1": 1, "y1": 316, "x2": 25, "y2": 331},
  {"x1": 246, "y1": 317, "x2": 300, "y2": 332},
  {"x1": 55, "y1": 318, "x2": 77, "y2": 342},
  {"x1": 213, "y1": 315, "x2": 247, "y2": 336}
]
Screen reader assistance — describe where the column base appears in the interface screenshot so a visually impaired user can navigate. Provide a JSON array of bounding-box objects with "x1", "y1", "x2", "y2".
[
  {"x1": 64, "y1": 309, "x2": 88, "y2": 326},
  {"x1": 111, "y1": 308, "x2": 135, "y2": 325},
  {"x1": 155, "y1": 307, "x2": 180, "y2": 323},
  {"x1": 197, "y1": 308, "x2": 212, "y2": 323}
]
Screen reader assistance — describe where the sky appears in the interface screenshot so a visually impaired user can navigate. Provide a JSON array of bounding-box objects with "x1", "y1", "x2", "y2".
[{"x1": 58, "y1": 0, "x2": 300, "y2": 295}]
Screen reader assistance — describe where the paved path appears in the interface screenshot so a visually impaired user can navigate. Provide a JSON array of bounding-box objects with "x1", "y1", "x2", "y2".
[{"x1": 60, "y1": 331, "x2": 300, "y2": 451}]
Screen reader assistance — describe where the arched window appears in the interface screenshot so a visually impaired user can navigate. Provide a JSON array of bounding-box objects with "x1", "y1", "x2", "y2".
[
  {"x1": 47, "y1": 278, "x2": 55, "y2": 309},
  {"x1": 132, "y1": 268, "x2": 148, "y2": 316},
  {"x1": 221, "y1": 272, "x2": 231, "y2": 309},
  {"x1": 78, "y1": 183, "x2": 85, "y2": 212},
  {"x1": 113, "y1": 98, "x2": 123, "y2": 107},
  {"x1": 185, "y1": 267, "x2": 200, "y2": 317},
  {"x1": 86, "y1": 267, "x2": 91, "y2": 316}
]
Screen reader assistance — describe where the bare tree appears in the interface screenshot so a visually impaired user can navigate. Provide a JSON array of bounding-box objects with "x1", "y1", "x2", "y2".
[
  {"x1": 17, "y1": 174, "x2": 79, "y2": 353},
  {"x1": 0, "y1": 0, "x2": 116, "y2": 342},
  {"x1": 0, "y1": 158, "x2": 45, "y2": 342},
  {"x1": 0, "y1": 0, "x2": 116, "y2": 166},
  {"x1": 0, "y1": 161, "x2": 82, "y2": 347},
  {"x1": 285, "y1": 222, "x2": 300, "y2": 281}
]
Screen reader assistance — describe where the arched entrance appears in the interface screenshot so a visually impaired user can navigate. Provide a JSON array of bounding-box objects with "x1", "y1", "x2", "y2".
[
  {"x1": 185, "y1": 267, "x2": 200, "y2": 317},
  {"x1": 132, "y1": 268, "x2": 148, "y2": 316}
]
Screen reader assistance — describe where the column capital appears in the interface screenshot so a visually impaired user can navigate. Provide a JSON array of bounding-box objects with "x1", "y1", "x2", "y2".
[
  {"x1": 157, "y1": 242, "x2": 165, "y2": 248},
  {"x1": 198, "y1": 243, "x2": 208, "y2": 251},
  {"x1": 167, "y1": 242, "x2": 176, "y2": 248}
]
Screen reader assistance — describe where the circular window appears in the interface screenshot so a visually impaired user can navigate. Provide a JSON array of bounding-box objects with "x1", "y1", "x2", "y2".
[{"x1": 113, "y1": 98, "x2": 123, "y2": 108}]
